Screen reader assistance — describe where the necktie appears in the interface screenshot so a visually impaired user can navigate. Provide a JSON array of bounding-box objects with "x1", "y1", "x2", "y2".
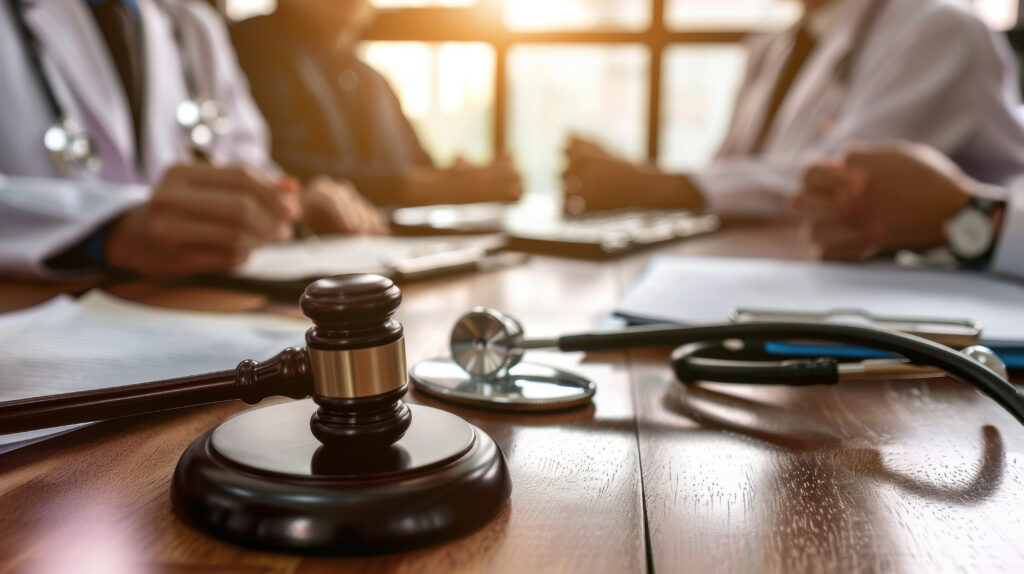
[
  {"x1": 751, "y1": 23, "x2": 815, "y2": 153},
  {"x1": 87, "y1": 0, "x2": 144, "y2": 156}
]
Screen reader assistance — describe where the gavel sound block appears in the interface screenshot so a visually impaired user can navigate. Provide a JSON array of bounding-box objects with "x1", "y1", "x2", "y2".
[
  {"x1": 174, "y1": 274, "x2": 511, "y2": 553},
  {"x1": 0, "y1": 274, "x2": 511, "y2": 554}
]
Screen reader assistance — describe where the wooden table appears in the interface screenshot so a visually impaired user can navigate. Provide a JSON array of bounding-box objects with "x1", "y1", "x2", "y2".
[{"x1": 1, "y1": 223, "x2": 1022, "y2": 573}]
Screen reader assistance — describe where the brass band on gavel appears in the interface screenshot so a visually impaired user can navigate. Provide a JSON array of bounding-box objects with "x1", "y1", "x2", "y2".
[{"x1": 308, "y1": 338, "x2": 408, "y2": 399}]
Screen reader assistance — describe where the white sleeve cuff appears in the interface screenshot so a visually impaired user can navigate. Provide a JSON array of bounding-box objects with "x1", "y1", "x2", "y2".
[
  {"x1": 0, "y1": 176, "x2": 150, "y2": 279},
  {"x1": 689, "y1": 154, "x2": 813, "y2": 218}
]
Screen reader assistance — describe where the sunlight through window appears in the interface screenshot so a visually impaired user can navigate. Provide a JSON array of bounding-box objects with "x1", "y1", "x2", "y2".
[
  {"x1": 659, "y1": 46, "x2": 747, "y2": 171},
  {"x1": 508, "y1": 45, "x2": 649, "y2": 194},
  {"x1": 360, "y1": 42, "x2": 495, "y2": 167},
  {"x1": 504, "y1": 0, "x2": 649, "y2": 31},
  {"x1": 666, "y1": 0, "x2": 800, "y2": 31},
  {"x1": 371, "y1": 0, "x2": 478, "y2": 7}
]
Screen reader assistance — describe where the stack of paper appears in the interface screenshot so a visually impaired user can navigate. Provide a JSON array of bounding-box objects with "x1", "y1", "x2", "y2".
[{"x1": 0, "y1": 292, "x2": 307, "y2": 453}]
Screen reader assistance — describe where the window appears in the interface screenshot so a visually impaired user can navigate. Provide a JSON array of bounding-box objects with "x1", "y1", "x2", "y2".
[
  {"x1": 359, "y1": 0, "x2": 755, "y2": 194},
  {"x1": 658, "y1": 45, "x2": 747, "y2": 171},
  {"x1": 974, "y1": 0, "x2": 1019, "y2": 30},
  {"x1": 360, "y1": 42, "x2": 496, "y2": 167},
  {"x1": 225, "y1": 0, "x2": 1024, "y2": 194},
  {"x1": 508, "y1": 45, "x2": 649, "y2": 193},
  {"x1": 504, "y1": 0, "x2": 650, "y2": 32},
  {"x1": 665, "y1": 0, "x2": 799, "y2": 31},
  {"x1": 373, "y1": 0, "x2": 478, "y2": 6}
]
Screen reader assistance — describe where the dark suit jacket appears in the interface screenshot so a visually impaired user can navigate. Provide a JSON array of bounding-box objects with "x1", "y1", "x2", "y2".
[{"x1": 230, "y1": 13, "x2": 432, "y2": 205}]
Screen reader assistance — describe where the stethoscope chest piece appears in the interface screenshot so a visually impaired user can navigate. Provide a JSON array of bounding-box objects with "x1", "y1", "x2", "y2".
[
  {"x1": 412, "y1": 307, "x2": 595, "y2": 411},
  {"x1": 410, "y1": 358, "x2": 595, "y2": 412},
  {"x1": 44, "y1": 118, "x2": 100, "y2": 176},
  {"x1": 176, "y1": 99, "x2": 232, "y2": 153},
  {"x1": 449, "y1": 308, "x2": 526, "y2": 378}
]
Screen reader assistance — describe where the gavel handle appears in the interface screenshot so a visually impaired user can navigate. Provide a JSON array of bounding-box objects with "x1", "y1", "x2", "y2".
[{"x1": 0, "y1": 347, "x2": 313, "y2": 435}]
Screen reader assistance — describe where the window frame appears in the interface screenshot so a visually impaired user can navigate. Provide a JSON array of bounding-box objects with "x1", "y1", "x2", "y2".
[{"x1": 362, "y1": 0, "x2": 748, "y2": 161}]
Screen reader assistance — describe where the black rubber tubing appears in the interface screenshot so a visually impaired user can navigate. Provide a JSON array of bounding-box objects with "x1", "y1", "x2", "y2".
[
  {"x1": 557, "y1": 322, "x2": 1024, "y2": 426},
  {"x1": 669, "y1": 341, "x2": 840, "y2": 386}
]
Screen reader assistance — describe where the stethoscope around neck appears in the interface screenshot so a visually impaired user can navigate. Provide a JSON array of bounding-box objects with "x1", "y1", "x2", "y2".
[
  {"x1": 10, "y1": 0, "x2": 231, "y2": 176},
  {"x1": 409, "y1": 307, "x2": 1024, "y2": 429}
]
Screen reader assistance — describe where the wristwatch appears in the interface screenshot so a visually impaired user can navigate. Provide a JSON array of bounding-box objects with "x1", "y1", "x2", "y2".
[{"x1": 946, "y1": 198, "x2": 1004, "y2": 268}]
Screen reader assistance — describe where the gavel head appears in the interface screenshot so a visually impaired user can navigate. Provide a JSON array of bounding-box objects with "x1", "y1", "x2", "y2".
[
  {"x1": 300, "y1": 274, "x2": 411, "y2": 450},
  {"x1": 450, "y1": 307, "x2": 525, "y2": 379}
]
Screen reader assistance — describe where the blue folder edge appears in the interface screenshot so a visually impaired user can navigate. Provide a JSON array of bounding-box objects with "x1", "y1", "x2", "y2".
[{"x1": 765, "y1": 342, "x2": 1024, "y2": 375}]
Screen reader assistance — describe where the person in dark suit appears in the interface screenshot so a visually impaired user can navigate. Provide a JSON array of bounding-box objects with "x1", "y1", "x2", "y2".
[{"x1": 230, "y1": 0, "x2": 522, "y2": 207}]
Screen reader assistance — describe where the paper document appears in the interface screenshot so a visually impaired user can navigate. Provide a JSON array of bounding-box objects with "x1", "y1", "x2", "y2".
[
  {"x1": 615, "y1": 256, "x2": 1024, "y2": 346},
  {"x1": 231, "y1": 234, "x2": 506, "y2": 282},
  {"x1": 0, "y1": 291, "x2": 307, "y2": 453}
]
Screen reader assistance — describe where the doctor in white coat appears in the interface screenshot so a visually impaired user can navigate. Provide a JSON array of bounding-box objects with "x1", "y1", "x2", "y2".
[
  {"x1": 0, "y1": 0, "x2": 385, "y2": 279},
  {"x1": 563, "y1": 0, "x2": 1024, "y2": 216}
]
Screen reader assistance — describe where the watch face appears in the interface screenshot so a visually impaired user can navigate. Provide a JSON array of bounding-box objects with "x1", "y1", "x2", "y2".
[{"x1": 948, "y1": 208, "x2": 995, "y2": 259}]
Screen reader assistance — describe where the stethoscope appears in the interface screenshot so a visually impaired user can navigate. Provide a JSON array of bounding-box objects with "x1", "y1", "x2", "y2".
[
  {"x1": 10, "y1": 0, "x2": 231, "y2": 175},
  {"x1": 409, "y1": 308, "x2": 1024, "y2": 428}
]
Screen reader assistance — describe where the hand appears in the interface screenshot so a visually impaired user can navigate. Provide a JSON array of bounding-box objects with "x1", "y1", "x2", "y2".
[
  {"x1": 562, "y1": 135, "x2": 703, "y2": 214},
  {"x1": 106, "y1": 164, "x2": 300, "y2": 276},
  {"x1": 565, "y1": 135, "x2": 616, "y2": 162},
  {"x1": 405, "y1": 156, "x2": 522, "y2": 205},
  {"x1": 449, "y1": 156, "x2": 523, "y2": 203},
  {"x1": 793, "y1": 143, "x2": 975, "y2": 260},
  {"x1": 301, "y1": 176, "x2": 389, "y2": 235}
]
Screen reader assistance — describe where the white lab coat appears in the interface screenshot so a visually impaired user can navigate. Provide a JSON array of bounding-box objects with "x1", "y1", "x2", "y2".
[
  {"x1": 696, "y1": 0, "x2": 1024, "y2": 216},
  {"x1": 0, "y1": 0, "x2": 272, "y2": 278}
]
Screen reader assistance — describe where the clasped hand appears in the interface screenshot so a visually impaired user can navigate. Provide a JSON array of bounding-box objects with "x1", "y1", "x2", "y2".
[
  {"x1": 106, "y1": 164, "x2": 387, "y2": 276},
  {"x1": 561, "y1": 135, "x2": 703, "y2": 213},
  {"x1": 404, "y1": 156, "x2": 522, "y2": 206},
  {"x1": 792, "y1": 143, "x2": 975, "y2": 260}
]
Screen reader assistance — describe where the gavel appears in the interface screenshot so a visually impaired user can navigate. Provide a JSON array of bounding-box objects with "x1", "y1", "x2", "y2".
[
  {"x1": 0, "y1": 274, "x2": 412, "y2": 449},
  {"x1": 1, "y1": 274, "x2": 512, "y2": 554}
]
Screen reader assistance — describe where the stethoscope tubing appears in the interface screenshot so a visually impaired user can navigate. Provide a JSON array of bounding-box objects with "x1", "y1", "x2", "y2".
[
  {"x1": 556, "y1": 322, "x2": 1024, "y2": 426},
  {"x1": 11, "y1": 0, "x2": 222, "y2": 170},
  {"x1": 670, "y1": 341, "x2": 840, "y2": 386},
  {"x1": 9, "y1": 0, "x2": 65, "y2": 125}
]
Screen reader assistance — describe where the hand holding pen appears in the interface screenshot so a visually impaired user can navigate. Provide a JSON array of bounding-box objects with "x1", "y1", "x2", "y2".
[
  {"x1": 104, "y1": 166, "x2": 387, "y2": 277},
  {"x1": 105, "y1": 164, "x2": 301, "y2": 277}
]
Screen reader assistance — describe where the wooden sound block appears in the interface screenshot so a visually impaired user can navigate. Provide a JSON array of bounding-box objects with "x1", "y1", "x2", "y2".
[{"x1": 172, "y1": 400, "x2": 511, "y2": 554}]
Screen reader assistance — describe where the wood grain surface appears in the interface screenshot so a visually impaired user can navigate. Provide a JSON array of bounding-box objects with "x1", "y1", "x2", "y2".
[{"x1": 1, "y1": 222, "x2": 1022, "y2": 573}]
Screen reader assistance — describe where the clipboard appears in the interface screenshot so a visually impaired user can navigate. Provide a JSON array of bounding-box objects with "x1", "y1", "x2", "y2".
[
  {"x1": 731, "y1": 307, "x2": 982, "y2": 348},
  {"x1": 613, "y1": 256, "x2": 1024, "y2": 375}
]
